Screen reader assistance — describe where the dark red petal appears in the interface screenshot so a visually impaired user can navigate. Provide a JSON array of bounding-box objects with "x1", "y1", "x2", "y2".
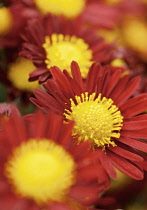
[
  {"x1": 120, "y1": 94, "x2": 147, "y2": 115},
  {"x1": 123, "y1": 120, "x2": 147, "y2": 130},
  {"x1": 126, "y1": 114, "x2": 147, "y2": 121},
  {"x1": 85, "y1": 63, "x2": 101, "y2": 94},
  {"x1": 45, "y1": 112, "x2": 64, "y2": 142},
  {"x1": 29, "y1": 67, "x2": 47, "y2": 79},
  {"x1": 122, "y1": 99, "x2": 147, "y2": 117},
  {"x1": 70, "y1": 184, "x2": 100, "y2": 206},
  {"x1": 70, "y1": 61, "x2": 84, "y2": 93},
  {"x1": 57, "y1": 121, "x2": 74, "y2": 148},
  {"x1": 44, "y1": 80, "x2": 70, "y2": 106},
  {"x1": 108, "y1": 144, "x2": 143, "y2": 162},
  {"x1": 76, "y1": 164, "x2": 99, "y2": 183},
  {"x1": 82, "y1": 3, "x2": 119, "y2": 28},
  {"x1": 121, "y1": 129, "x2": 147, "y2": 139},
  {"x1": 3, "y1": 115, "x2": 27, "y2": 148},
  {"x1": 63, "y1": 70, "x2": 84, "y2": 96},
  {"x1": 94, "y1": 159, "x2": 111, "y2": 190},
  {"x1": 114, "y1": 76, "x2": 140, "y2": 106},
  {"x1": 104, "y1": 69, "x2": 121, "y2": 97},
  {"x1": 70, "y1": 141, "x2": 92, "y2": 162},
  {"x1": 35, "y1": 112, "x2": 47, "y2": 138},
  {"x1": 99, "y1": 152, "x2": 117, "y2": 179},
  {"x1": 32, "y1": 89, "x2": 63, "y2": 113},
  {"x1": 110, "y1": 76, "x2": 140, "y2": 106},
  {"x1": 107, "y1": 150, "x2": 144, "y2": 180},
  {"x1": 50, "y1": 66, "x2": 75, "y2": 98},
  {"x1": 118, "y1": 137, "x2": 147, "y2": 153}
]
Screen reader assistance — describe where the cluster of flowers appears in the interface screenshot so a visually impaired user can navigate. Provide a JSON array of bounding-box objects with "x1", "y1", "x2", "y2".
[{"x1": 0, "y1": 0, "x2": 147, "y2": 209}]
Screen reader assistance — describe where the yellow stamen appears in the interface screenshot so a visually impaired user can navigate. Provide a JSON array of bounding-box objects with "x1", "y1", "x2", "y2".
[
  {"x1": 33, "y1": 0, "x2": 86, "y2": 18},
  {"x1": 64, "y1": 92, "x2": 123, "y2": 149},
  {"x1": 5, "y1": 139, "x2": 76, "y2": 204},
  {"x1": 0, "y1": 7, "x2": 12, "y2": 35},
  {"x1": 8, "y1": 57, "x2": 41, "y2": 92},
  {"x1": 43, "y1": 34, "x2": 92, "y2": 78}
]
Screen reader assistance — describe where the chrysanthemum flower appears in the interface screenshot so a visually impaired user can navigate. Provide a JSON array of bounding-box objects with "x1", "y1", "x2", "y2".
[
  {"x1": 0, "y1": 56, "x2": 41, "y2": 106},
  {"x1": 20, "y1": 14, "x2": 116, "y2": 83},
  {"x1": 21, "y1": 0, "x2": 120, "y2": 28},
  {"x1": 8, "y1": 57, "x2": 41, "y2": 92},
  {"x1": 31, "y1": 61, "x2": 147, "y2": 180},
  {"x1": 0, "y1": 2, "x2": 39, "y2": 49},
  {"x1": 0, "y1": 110, "x2": 104, "y2": 209}
]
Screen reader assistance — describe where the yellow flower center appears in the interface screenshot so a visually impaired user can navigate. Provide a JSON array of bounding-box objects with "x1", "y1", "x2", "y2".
[
  {"x1": 43, "y1": 34, "x2": 92, "y2": 78},
  {"x1": 64, "y1": 92, "x2": 123, "y2": 148},
  {"x1": 0, "y1": 7, "x2": 12, "y2": 35},
  {"x1": 8, "y1": 57, "x2": 41, "y2": 92},
  {"x1": 5, "y1": 139, "x2": 76, "y2": 204},
  {"x1": 33, "y1": 0, "x2": 86, "y2": 18}
]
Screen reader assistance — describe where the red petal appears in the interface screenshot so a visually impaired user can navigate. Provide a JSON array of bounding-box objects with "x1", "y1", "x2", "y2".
[
  {"x1": 107, "y1": 150, "x2": 144, "y2": 180},
  {"x1": 32, "y1": 89, "x2": 63, "y2": 113},
  {"x1": 118, "y1": 137, "x2": 147, "y2": 153},
  {"x1": 115, "y1": 76, "x2": 140, "y2": 106},
  {"x1": 85, "y1": 63, "x2": 101, "y2": 94},
  {"x1": 122, "y1": 99, "x2": 147, "y2": 117},
  {"x1": 121, "y1": 129, "x2": 147, "y2": 139},
  {"x1": 110, "y1": 76, "x2": 140, "y2": 106},
  {"x1": 70, "y1": 61, "x2": 84, "y2": 93},
  {"x1": 70, "y1": 184, "x2": 100, "y2": 206},
  {"x1": 123, "y1": 119, "x2": 147, "y2": 130},
  {"x1": 108, "y1": 144, "x2": 143, "y2": 162},
  {"x1": 99, "y1": 152, "x2": 117, "y2": 179},
  {"x1": 105, "y1": 70, "x2": 121, "y2": 97},
  {"x1": 50, "y1": 66, "x2": 75, "y2": 98}
]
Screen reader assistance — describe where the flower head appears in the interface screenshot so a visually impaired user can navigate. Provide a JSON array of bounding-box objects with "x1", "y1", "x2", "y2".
[
  {"x1": 32, "y1": 61, "x2": 147, "y2": 180},
  {"x1": 0, "y1": 110, "x2": 103, "y2": 209},
  {"x1": 20, "y1": 0, "x2": 120, "y2": 28},
  {"x1": 20, "y1": 14, "x2": 115, "y2": 83}
]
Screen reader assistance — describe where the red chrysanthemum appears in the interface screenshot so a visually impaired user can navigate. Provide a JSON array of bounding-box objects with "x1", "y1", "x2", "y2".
[
  {"x1": 20, "y1": 0, "x2": 120, "y2": 28},
  {"x1": 31, "y1": 61, "x2": 147, "y2": 180},
  {"x1": 20, "y1": 14, "x2": 116, "y2": 83},
  {"x1": 0, "y1": 110, "x2": 107, "y2": 209},
  {"x1": 0, "y1": 1, "x2": 39, "y2": 49}
]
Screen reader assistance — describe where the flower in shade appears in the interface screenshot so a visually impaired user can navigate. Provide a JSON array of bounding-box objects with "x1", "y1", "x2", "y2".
[
  {"x1": 20, "y1": 14, "x2": 115, "y2": 83},
  {"x1": 0, "y1": 110, "x2": 105, "y2": 209},
  {"x1": 31, "y1": 61, "x2": 147, "y2": 180}
]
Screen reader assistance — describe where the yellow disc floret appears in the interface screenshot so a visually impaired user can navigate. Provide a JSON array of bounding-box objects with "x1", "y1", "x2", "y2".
[
  {"x1": 5, "y1": 139, "x2": 76, "y2": 204},
  {"x1": 33, "y1": 0, "x2": 86, "y2": 18},
  {"x1": 64, "y1": 92, "x2": 123, "y2": 148},
  {"x1": 0, "y1": 7, "x2": 13, "y2": 35},
  {"x1": 8, "y1": 57, "x2": 41, "y2": 92},
  {"x1": 43, "y1": 33, "x2": 92, "y2": 78}
]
